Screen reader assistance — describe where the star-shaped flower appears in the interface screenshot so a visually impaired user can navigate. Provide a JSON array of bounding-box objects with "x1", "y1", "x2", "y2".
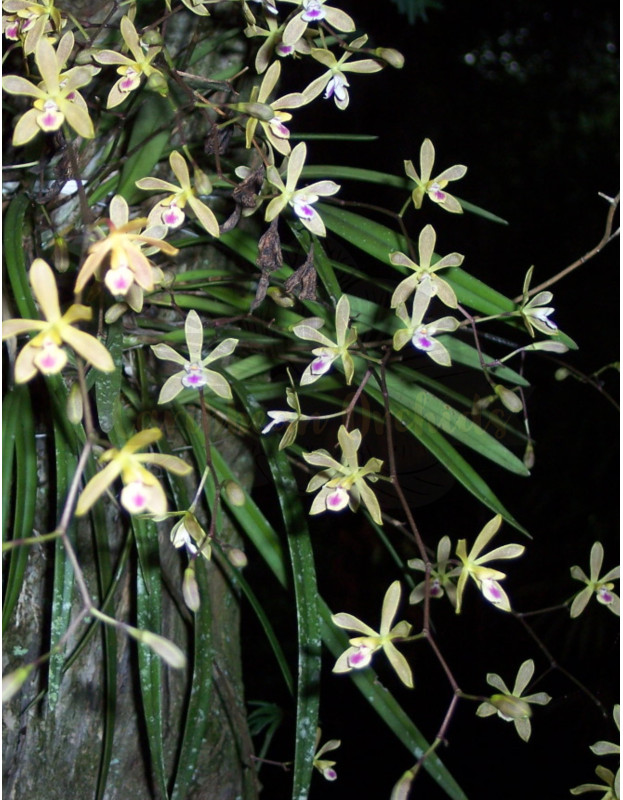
[
  {"x1": 2, "y1": 258, "x2": 114, "y2": 383},
  {"x1": 390, "y1": 224, "x2": 464, "y2": 309},
  {"x1": 76, "y1": 428, "x2": 192, "y2": 517},
  {"x1": 94, "y1": 16, "x2": 166, "y2": 108},
  {"x1": 2, "y1": 30, "x2": 95, "y2": 146},
  {"x1": 455, "y1": 514, "x2": 525, "y2": 613},
  {"x1": 303, "y1": 425, "x2": 384, "y2": 525},
  {"x1": 136, "y1": 150, "x2": 220, "y2": 237},
  {"x1": 265, "y1": 142, "x2": 340, "y2": 235},
  {"x1": 312, "y1": 729, "x2": 340, "y2": 781},
  {"x1": 292, "y1": 294, "x2": 357, "y2": 385},
  {"x1": 392, "y1": 289, "x2": 460, "y2": 367},
  {"x1": 331, "y1": 581, "x2": 414, "y2": 688},
  {"x1": 404, "y1": 138, "x2": 467, "y2": 214},
  {"x1": 476, "y1": 659, "x2": 551, "y2": 742},
  {"x1": 243, "y1": 60, "x2": 306, "y2": 155},
  {"x1": 518, "y1": 267, "x2": 559, "y2": 337},
  {"x1": 408, "y1": 535, "x2": 461, "y2": 607},
  {"x1": 570, "y1": 542, "x2": 620, "y2": 618},
  {"x1": 281, "y1": 0, "x2": 355, "y2": 48},
  {"x1": 2, "y1": 0, "x2": 64, "y2": 54},
  {"x1": 74, "y1": 195, "x2": 178, "y2": 297},
  {"x1": 262, "y1": 384, "x2": 310, "y2": 449},
  {"x1": 150, "y1": 309, "x2": 238, "y2": 404},
  {"x1": 571, "y1": 766, "x2": 619, "y2": 800},
  {"x1": 300, "y1": 37, "x2": 383, "y2": 110}
]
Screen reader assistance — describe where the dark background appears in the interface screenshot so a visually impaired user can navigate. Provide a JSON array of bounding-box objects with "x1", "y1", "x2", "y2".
[{"x1": 244, "y1": 0, "x2": 619, "y2": 798}]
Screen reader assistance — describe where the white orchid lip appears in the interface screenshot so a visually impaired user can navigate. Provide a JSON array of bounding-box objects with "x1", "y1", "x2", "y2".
[{"x1": 181, "y1": 362, "x2": 208, "y2": 388}]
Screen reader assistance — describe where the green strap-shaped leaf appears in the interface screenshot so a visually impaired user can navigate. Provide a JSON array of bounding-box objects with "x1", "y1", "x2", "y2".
[
  {"x1": 95, "y1": 320, "x2": 124, "y2": 433},
  {"x1": 232, "y1": 382, "x2": 320, "y2": 800}
]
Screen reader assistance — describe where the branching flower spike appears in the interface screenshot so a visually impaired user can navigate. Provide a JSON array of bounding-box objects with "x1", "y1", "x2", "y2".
[{"x1": 332, "y1": 581, "x2": 414, "y2": 688}]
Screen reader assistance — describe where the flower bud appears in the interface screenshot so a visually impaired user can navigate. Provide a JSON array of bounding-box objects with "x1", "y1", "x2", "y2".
[
  {"x1": 224, "y1": 480, "x2": 245, "y2": 507},
  {"x1": 494, "y1": 384, "x2": 523, "y2": 413},
  {"x1": 523, "y1": 441, "x2": 535, "y2": 470},
  {"x1": 489, "y1": 693, "x2": 532, "y2": 720},
  {"x1": 66, "y1": 381, "x2": 84, "y2": 425},
  {"x1": 193, "y1": 167, "x2": 212, "y2": 196},
  {"x1": 267, "y1": 287, "x2": 295, "y2": 307},
  {"x1": 105, "y1": 302, "x2": 128, "y2": 324},
  {"x1": 146, "y1": 72, "x2": 168, "y2": 96},
  {"x1": 231, "y1": 102, "x2": 275, "y2": 121},
  {"x1": 555, "y1": 367, "x2": 570, "y2": 381},
  {"x1": 126, "y1": 626, "x2": 187, "y2": 669},
  {"x1": 142, "y1": 29, "x2": 164, "y2": 46},
  {"x1": 53, "y1": 234, "x2": 70, "y2": 273},
  {"x1": 227, "y1": 548, "x2": 248, "y2": 568},
  {"x1": 2, "y1": 664, "x2": 34, "y2": 703},
  {"x1": 374, "y1": 47, "x2": 405, "y2": 68},
  {"x1": 183, "y1": 566, "x2": 200, "y2": 612}
]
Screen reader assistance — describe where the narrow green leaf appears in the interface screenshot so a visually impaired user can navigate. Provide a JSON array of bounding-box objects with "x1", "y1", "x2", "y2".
[
  {"x1": 4, "y1": 194, "x2": 38, "y2": 320},
  {"x1": 117, "y1": 96, "x2": 172, "y2": 204},
  {"x1": 95, "y1": 320, "x2": 123, "y2": 433}
]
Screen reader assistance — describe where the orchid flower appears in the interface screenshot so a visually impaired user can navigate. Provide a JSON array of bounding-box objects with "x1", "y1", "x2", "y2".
[
  {"x1": 303, "y1": 425, "x2": 384, "y2": 525},
  {"x1": 2, "y1": 258, "x2": 114, "y2": 383},
  {"x1": 244, "y1": 60, "x2": 306, "y2": 155},
  {"x1": 393, "y1": 289, "x2": 460, "y2": 367},
  {"x1": 518, "y1": 266, "x2": 559, "y2": 337},
  {"x1": 76, "y1": 428, "x2": 192, "y2": 517},
  {"x1": 570, "y1": 542, "x2": 620, "y2": 618},
  {"x1": 265, "y1": 142, "x2": 340, "y2": 235},
  {"x1": 408, "y1": 535, "x2": 461, "y2": 607},
  {"x1": 300, "y1": 37, "x2": 383, "y2": 110},
  {"x1": 312, "y1": 729, "x2": 340, "y2": 781},
  {"x1": 281, "y1": 0, "x2": 355, "y2": 47},
  {"x1": 151, "y1": 309, "x2": 238, "y2": 404},
  {"x1": 455, "y1": 514, "x2": 525, "y2": 613},
  {"x1": 74, "y1": 195, "x2": 178, "y2": 299},
  {"x1": 390, "y1": 224, "x2": 464, "y2": 308},
  {"x1": 292, "y1": 295, "x2": 357, "y2": 385},
  {"x1": 571, "y1": 766, "x2": 619, "y2": 800},
  {"x1": 136, "y1": 150, "x2": 220, "y2": 237},
  {"x1": 244, "y1": 13, "x2": 311, "y2": 74},
  {"x1": 2, "y1": 30, "x2": 95, "y2": 146},
  {"x1": 94, "y1": 16, "x2": 166, "y2": 108},
  {"x1": 2, "y1": 0, "x2": 64, "y2": 54},
  {"x1": 405, "y1": 138, "x2": 467, "y2": 214},
  {"x1": 332, "y1": 581, "x2": 414, "y2": 688},
  {"x1": 476, "y1": 659, "x2": 551, "y2": 742}
]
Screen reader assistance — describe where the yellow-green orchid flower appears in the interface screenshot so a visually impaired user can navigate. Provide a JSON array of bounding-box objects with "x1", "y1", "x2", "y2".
[
  {"x1": 390, "y1": 224, "x2": 464, "y2": 309},
  {"x1": 136, "y1": 150, "x2": 220, "y2": 238},
  {"x1": 455, "y1": 514, "x2": 525, "y2": 613},
  {"x1": 2, "y1": 30, "x2": 95, "y2": 145},
  {"x1": 405, "y1": 138, "x2": 467, "y2": 214},
  {"x1": 280, "y1": 0, "x2": 355, "y2": 48},
  {"x1": 303, "y1": 425, "x2": 384, "y2": 525},
  {"x1": 74, "y1": 194, "x2": 178, "y2": 297},
  {"x1": 518, "y1": 266, "x2": 559, "y2": 337},
  {"x1": 265, "y1": 141, "x2": 340, "y2": 235},
  {"x1": 94, "y1": 16, "x2": 166, "y2": 108},
  {"x1": 292, "y1": 294, "x2": 357, "y2": 385},
  {"x1": 571, "y1": 766, "x2": 619, "y2": 800},
  {"x1": 2, "y1": 0, "x2": 64, "y2": 54},
  {"x1": 476, "y1": 659, "x2": 551, "y2": 742},
  {"x1": 243, "y1": 60, "x2": 306, "y2": 156},
  {"x1": 300, "y1": 37, "x2": 383, "y2": 111},
  {"x1": 76, "y1": 428, "x2": 192, "y2": 517},
  {"x1": 312, "y1": 729, "x2": 340, "y2": 781},
  {"x1": 332, "y1": 580, "x2": 414, "y2": 688},
  {"x1": 2, "y1": 258, "x2": 114, "y2": 383},
  {"x1": 408, "y1": 535, "x2": 461, "y2": 607},
  {"x1": 570, "y1": 542, "x2": 620, "y2": 618},
  {"x1": 393, "y1": 288, "x2": 460, "y2": 367},
  {"x1": 150, "y1": 309, "x2": 238, "y2": 404}
]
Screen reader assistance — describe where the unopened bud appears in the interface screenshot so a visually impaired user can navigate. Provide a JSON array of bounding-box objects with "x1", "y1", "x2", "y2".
[
  {"x1": 494, "y1": 384, "x2": 523, "y2": 413},
  {"x1": 523, "y1": 442, "x2": 535, "y2": 470},
  {"x1": 267, "y1": 287, "x2": 295, "y2": 307},
  {"x1": 183, "y1": 566, "x2": 200, "y2": 612},
  {"x1": 126, "y1": 625, "x2": 187, "y2": 669},
  {"x1": 231, "y1": 102, "x2": 275, "y2": 121},
  {"x1": 66, "y1": 381, "x2": 84, "y2": 425},
  {"x1": 105, "y1": 303, "x2": 128, "y2": 324},
  {"x1": 489, "y1": 693, "x2": 532, "y2": 720},
  {"x1": 228, "y1": 548, "x2": 248, "y2": 568},
  {"x1": 374, "y1": 47, "x2": 405, "y2": 68},
  {"x1": 224, "y1": 480, "x2": 245, "y2": 507},
  {"x1": 2, "y1": 664, "x2": 34, "y2": 703},
  {"x1": 193, "y1": 166, "x2": 212, "y2": 196},
  {"x1": 142, "y1": 29, "x2": 163, "y2": 47},
  {"x1": 146, "y1": 72, "x2": 168, "y2": 96},
  {"x1": 555, "y1": 367, "x2": 570, "y2": 381},
  {"x1": 53, "y1": 234, "x2": 69, "y2": 272}
]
